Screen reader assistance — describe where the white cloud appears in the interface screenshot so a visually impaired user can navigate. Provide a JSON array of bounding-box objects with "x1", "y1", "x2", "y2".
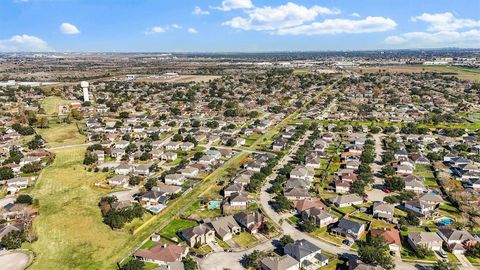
[
  {"x1": 60, "y1": 23, "x2": 80, "y2": 35},
  {"x1": 188, "y1": 28, "x2": 199, "y2": 34},
  {"x1": 350, "y1": 12, "x2": 361, "y2": 18},
  {"x1": 385, "y1": 30, "x2": 480, "y2": 48},
  {"x1": 213, "y1": 0, "x2": 254, "y2": 11},
  {"x1": 145, "y1": 26, "x2": 166, "y2": 35},
  {"x1": 223, "y1": 2, "x2": 341, "y2": 32},
  {"x1": 411, "y1": 12, "x2": 480, "y2": 32},
  {"x1": 385, "y1": 12, "x2": 480, "y2": 48},
  {"x1": 193, "y1": 6, "x2": 210, "y2": 15},
  {"x1": 144, "y1": 24, "x2": 184, "y2": 35},
  {"x1": 277, "y1": 16, "x2": 397, "y2": 35},
  {"x1": 14, "y1": 0, "x2": 30, "y2": 3},
  {"x1": 0, "y1": 34, "x2": 49, "y2": 52}
]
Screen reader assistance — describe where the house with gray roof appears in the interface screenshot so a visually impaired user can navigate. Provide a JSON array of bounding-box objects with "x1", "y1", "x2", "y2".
[
  {"x1": 284, "y1": 239, "x2": 328, "y2": 269},
  {"x1": 260, "y1": 255, "x2": 299, "y2": 270},
  {"x1": 407, "y1": 232, "x2": 442, "y2": 251}
]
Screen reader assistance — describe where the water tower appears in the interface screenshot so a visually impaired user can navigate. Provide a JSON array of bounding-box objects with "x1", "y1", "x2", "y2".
[{"x1": 81, "y1": 81, "x2": 89, "y2": 102}]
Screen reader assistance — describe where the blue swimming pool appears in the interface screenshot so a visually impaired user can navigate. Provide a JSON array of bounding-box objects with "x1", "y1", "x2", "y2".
[
  {"x1": 437, "y1": 217, "x2": 454, "y2": 226},
  {"x1": 209, "y1": 201, "x2": 220, "y2": 209}
]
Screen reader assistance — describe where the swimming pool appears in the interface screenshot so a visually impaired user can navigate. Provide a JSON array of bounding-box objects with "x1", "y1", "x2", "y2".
[
  {"x1": 436, "y1": 217, "x2": 454, "y2": 226},
  {"x1": 209, "y1": 201, "x2": 220, "y2": 209}
]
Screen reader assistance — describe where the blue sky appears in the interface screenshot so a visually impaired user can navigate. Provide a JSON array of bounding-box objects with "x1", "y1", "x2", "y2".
[{"x1": 1, "y1": 0, "x2": 479, "y2": 52}]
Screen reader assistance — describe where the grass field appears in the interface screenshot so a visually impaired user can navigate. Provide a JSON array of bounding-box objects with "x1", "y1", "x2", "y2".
[
  {"x1": 158, "y1": 219, "x2": 197, "y2": 240},
  {"x1": 35, "y1": 122, "x2": 86, "y2": 147},
  {"x1": 41, "y1": 96, "x2": 77, "y2": 115},
  {"x1": 29, "y1": 146, "x2": 132, "y2": 270}
]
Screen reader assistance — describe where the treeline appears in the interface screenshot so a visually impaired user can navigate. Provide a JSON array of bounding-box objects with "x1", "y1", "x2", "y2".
[{"x1": 98, "y1": 196, "x2": 144, "y2": 229}]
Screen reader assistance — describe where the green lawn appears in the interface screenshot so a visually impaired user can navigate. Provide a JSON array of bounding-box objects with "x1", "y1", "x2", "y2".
[
  {"x1": 29, "y1": 147, "x2": 132, "y2": 270},
  {"x1": 158, "y1": 219, "x2": 198, "y2": 240},
  {"x1": 41, "y1": 96, "x2": 78, "y2": 115},
  {"x1": 232, "y1": 232, "x2": 258, "y2": 248},
  {"x1": 36, "y1": 122, "x2": 86, "y2": 147}
]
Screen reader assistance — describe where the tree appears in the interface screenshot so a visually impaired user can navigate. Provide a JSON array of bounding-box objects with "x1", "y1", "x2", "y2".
[
  {"x1": 0, "y1": 230, "x2": 26, "y2": 249},
  {"x1": 182, "y1": 256, "x2": 197, "y2": 270},
  {"x1": 433, "y1": 260, "x2": 459, "y2": 270},
  {"x1": 272, "y1": 195, "x2": 292, "y2": 212},
  {"x1": 384, "y1": 176, "x2": 405, "y2": 191},
  {"x1": 298, "y1": 220, "x2": 316, "y2": 233},
  {"x1": 414, "y1": 245, "x2": 434, "y2": 259},
  {"x1": 0, "y1": 167, "x2": 14, "y2": 180},
  {"x1": 358, "y1": 235, "x2": 395, "y2": 270},
  {"x1": 279, "y1": 235, "x2": 294, "y2": 247},
  {"x1": 15, "y1": 194, "x2": 33, "y2": 205},
  {"x1": 381, "y1": 165, "x2": 396, "y2": 177},
  {"x1": 121, "y1": 259, "x2": 144, "y2": 270},
  {"x1": 351, "y1": 180, "x2": 366, "y2": 196},
  {"x1": 243, "y1": 250, "x2": 262, "y2": 269},
  {"x1": 119, "y1": 111, "x2": 129, "y2": 119}
]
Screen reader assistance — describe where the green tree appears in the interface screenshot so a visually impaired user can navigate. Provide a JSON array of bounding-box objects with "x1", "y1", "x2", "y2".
[
  {"x1": 15, "y1": 194, "x2": 33, "y2": 205},
  {"x1": 121, "y1": 259, "x2": 144, "y2": 270},
  {"x1": 243, "y1": 250, "x2": 262, "y2": 269},
  {"x1": 182, "y1": 256, "x2": 197, "y2": 270},
  {"x1": 279, "y1": 235, "x2": 294, "y2": 247},
  {"x1": 358, "y1": 234, "x2": 395, "y2": 270},
  {"x1": 433, "y1": 260, "x2": 459, "y2": 270},
  {"x1": 0, "y1": 167, "x2": 14, "y2": 180},
  {"x1": 0, "y1": 230, "x2": 26, "y2": 249}
]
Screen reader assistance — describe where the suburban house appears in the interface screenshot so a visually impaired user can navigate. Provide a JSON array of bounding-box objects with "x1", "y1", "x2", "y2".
[
  {"x1": 372, "y1": 202, "x2": 394, "y2": 222},
  {"x1": 260, "y1": 255, "x2": 299, "y2": 270},
  {"x1": 164, "y1": 174, "x2": 186, "y2": 186},
  {"x1": 294, "y1": 198, "x2": 327, "y2": 213},
  {"x1": 407, "y1": 232, "x2": 443, "y2": 251},
  {"x1": 330, "y1": 194, "x2": 363, "y2": 208},
  {"x1": 161, "y1": 152, "x2": 178, "y2": 162},
  {"x1": 223, "y1": 192, "x2": 248, "y2": 212},
  {"x1": 234, "y1": 211, "x2": 265, "y2": 233},
  {"x1": 207, "y1": 215, "x2": 241, "y2": 241},
  {"x1": 284, "y1": 239, "x2": 328, "y2": 270},
  {"x1": 290, "y1": 165, "x2": 315, "y2": 182},
  {"x1": 115, "y1": 163, "x2": 133, "y2": 175},
  {"x1": 180, "y1": 224, "x2": 215, "y2": 247},
  {"x1": 179, "y1": 167, "x2": 199, "y2": 178},
  {"x1": 141, "y1": 190, "x2": 165, "y2": 206},
  {"x1": 301, "y1": 207, "x2": 338, "y2": 228},
  {"x1": 107, "y1": 175, "x2": 129, "y2": 188},
  {"x1": 331, "y1": 219, "x2": 365, "y2": 240},
  {"x1": 437, "y1": 228, "x2": 478, "y2": 254},
  {"x1": 370, "y1": 229, "x2": 402, "y2": 254},
  {"x1": 284, "y1": 187, "x2": 310, "y2": 201},
  {"x1": 134, "y1": 243, "x2": 188, "y2": 266}
]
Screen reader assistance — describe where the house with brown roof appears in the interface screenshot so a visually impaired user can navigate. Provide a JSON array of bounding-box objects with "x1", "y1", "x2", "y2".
[
  {"x1": 294, "y1": 198, "x2": 327, "y2": 213},
  {"x1": 134, "y1": 243, "x2": 188, "y2": 266},
  {"x1": 370, "y1": 229, "x2": 402, "y2": 253}
]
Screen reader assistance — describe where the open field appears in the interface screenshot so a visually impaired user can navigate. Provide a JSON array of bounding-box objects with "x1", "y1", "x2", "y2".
[
  {"x1": 137, "y1": 75, "x2": 221, "y2": 83},
  {"x1": 35, "y1": 122, "x2": 86, "y2": 147},
  {"x1": 29, "y1": 146, "x2": 132, "y2": 270},
  {"x1": 350, "y1": 65, "x2": 480, "y2": 81},
  {"x1": 41, "y1": 96, "x2": 78, "y2": 115}
]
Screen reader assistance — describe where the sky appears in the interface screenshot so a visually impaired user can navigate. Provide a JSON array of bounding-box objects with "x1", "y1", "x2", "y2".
[{"x1": 1, "y1": 0, "x2": 480, "y2": 52}]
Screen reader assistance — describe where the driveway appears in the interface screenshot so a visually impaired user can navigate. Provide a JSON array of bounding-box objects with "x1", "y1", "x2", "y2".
[
  {"x1": 455, "y1": 253, "x2": 474, "y2": 268},
  {"x1": 0, "y1": 251, "x2": 30, "y2": 270},
  {"x1": 208, "y1": 241, "x2": 224, "y2": 253},
  {"x1": 109, "y1": 186, "x2": 139, "y2": 202}
]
